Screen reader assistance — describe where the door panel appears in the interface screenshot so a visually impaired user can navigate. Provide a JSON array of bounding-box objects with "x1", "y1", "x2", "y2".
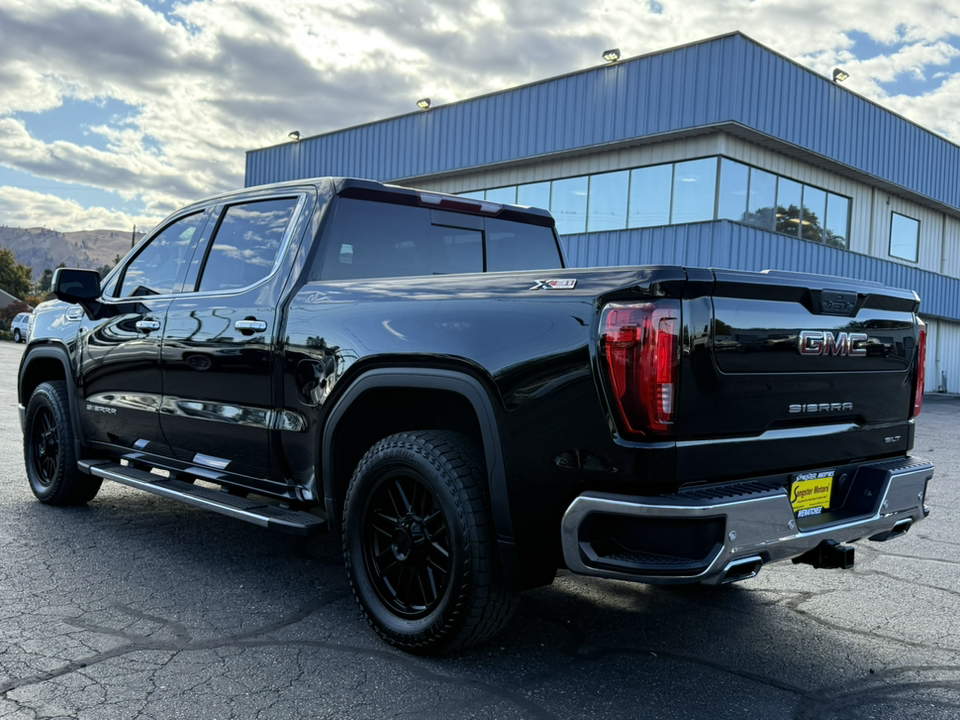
[
  {"x1": 78, "y1": 211, "x2": 208, "y2": 453},
  {"x1": 159, "y1": 195, "x2": 303, "y2": 486}
]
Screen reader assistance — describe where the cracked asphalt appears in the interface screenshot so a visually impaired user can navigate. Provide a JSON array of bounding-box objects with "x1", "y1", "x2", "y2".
[{"x1": 2, "y1": 340, "x2": 958, "y2": 719}]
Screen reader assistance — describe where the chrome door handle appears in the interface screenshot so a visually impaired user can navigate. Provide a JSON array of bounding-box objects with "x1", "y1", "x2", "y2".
[
  {"x1": 235, "y1": 320, "x2": 267, "y2": 333},
  {"x1": 136, "y1": 320, "x2": 161, "y2": 332}
]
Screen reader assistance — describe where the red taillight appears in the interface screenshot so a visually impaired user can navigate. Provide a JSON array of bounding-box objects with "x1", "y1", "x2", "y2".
[
  {"x1": 600, "y1": 301, "x2": 680, "y2": 436},
  {"x1": 912, "y1": 319, "x2": 926, "y2": 417}
]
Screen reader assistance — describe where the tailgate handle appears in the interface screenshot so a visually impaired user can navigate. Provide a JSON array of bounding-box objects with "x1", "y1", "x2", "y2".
[{"x1": 821, "y1": 290, "x2": 858, "y2": 316}]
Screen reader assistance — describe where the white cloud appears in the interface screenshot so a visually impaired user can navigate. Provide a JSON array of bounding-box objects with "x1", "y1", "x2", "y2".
[
  {"x1": 0, "y1": 0, "x2": 959, "y2": 231},
  {"x1": 0, "y1": 185, "x2": 158, "y2": 232}
]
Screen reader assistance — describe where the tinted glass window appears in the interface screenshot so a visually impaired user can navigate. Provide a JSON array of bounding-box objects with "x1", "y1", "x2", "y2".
[
  {"x1": 745, "y1": 168, "x2": 777, "y2": 231},
  {"x1": 717, "y1": 159, "x2": 749, "y2": 222},
  {"x1": 890, "y1": 212, "x2": 919, "y2": 262},
  {"x1": 671, "y1": 158, "x2": 716, "y2": 224},
  {"x1": 825, "y1": 193, "x2": 849, "y2": 249},
  {"x1": 118, "y1": 213, "x2": 203, "y2": 297},
  {"x1": 551, "y1": 176, "x2": 588, "y2": 235},
  {"x1": 198, "y1": 197, "x2": 297, "y2": 292},
  {"x1": 588, "y1": 171, "x2": 628, "y2": 232},
  {"x1": 776, "y1": 178, "x2": 803, "y2": 236},
  {"x1": 319, "y1": 199, "x2": 483, "y2": 280},
  {"x1": 628, "y1": 165, "x2": 672, "y2": 228},
  {"x1": 486, "y1": 217, "x2": 562, "y2": 272}
]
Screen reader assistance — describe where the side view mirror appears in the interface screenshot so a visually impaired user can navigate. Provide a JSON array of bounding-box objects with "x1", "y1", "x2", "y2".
[{"x1": 53, "y1": 268, "x2": 102, "y2": 304}]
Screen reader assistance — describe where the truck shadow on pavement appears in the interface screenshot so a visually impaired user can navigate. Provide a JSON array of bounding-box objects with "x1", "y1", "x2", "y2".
[{"x1": 4, "y1": 487, "x2": 959, "y2": 720}]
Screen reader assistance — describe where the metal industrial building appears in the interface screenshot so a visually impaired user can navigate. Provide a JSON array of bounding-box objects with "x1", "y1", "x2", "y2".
[{"x1": 245, "y1": 32, "x2": 960, "y2": 393}]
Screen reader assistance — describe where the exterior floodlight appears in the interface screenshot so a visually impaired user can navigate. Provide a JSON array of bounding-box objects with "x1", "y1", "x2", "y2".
[
  {"x1": 603, "y1": 48, "x2": 621, "y2": 63},
  {"x1": 417, "y1": 98, "x2": 431, "y2": 110},
  {"x1": 833, "y1": 68, "x2": 849, "y2": 83},
  {"x1": 288, "y1": 130, "x2": 301, "y2": 141}
]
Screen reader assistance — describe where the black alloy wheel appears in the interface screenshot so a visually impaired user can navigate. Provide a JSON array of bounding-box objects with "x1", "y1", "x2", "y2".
[
  {"x1": 30, "y1": 404, "x2": 60, "y2": 488},
  {"x1": 361, "y1": 470, "x2": 453, "y2": 620},
  {"x1": 343, "y1": 431, "x2": 517, "y2": 654},
  {"x1": 24, "y1": 381, "x2": 102, "y2": 505}
]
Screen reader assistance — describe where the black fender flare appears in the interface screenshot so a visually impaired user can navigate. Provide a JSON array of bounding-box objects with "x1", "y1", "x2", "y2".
[
  {"x1": 321, "y1": 367, "x2": 521, "y2": 585},
  {"x1": 18, "y1": 343, "x2": 88, "y2": 456}
]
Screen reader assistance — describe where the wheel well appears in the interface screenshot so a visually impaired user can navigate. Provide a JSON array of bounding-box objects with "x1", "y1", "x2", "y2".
[
  {"x1": 328, "y1": 387, "x2": 485, "y2": 521},
  {"x1": 20, "y1": 356, "x2": 67, "y2": 404}
]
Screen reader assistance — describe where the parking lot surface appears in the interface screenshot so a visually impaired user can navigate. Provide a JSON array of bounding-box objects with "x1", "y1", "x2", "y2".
[{"x1": 2, "y1": 340, "x2": 958, "y2": 719}]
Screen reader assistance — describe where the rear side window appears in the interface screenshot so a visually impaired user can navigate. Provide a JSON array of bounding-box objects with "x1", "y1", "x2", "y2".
[
  {"x1": 197, "y1": 197, "x2": 298, "y2": 292},
  {"x1": 485, "y1": 217, "x2": 563, "y2": 272},
  {"x1": 317, "y1": 198, "x2": 561, "y2": 280}
]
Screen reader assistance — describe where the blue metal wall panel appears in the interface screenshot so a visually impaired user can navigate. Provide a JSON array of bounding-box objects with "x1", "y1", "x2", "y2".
[
  {"x1": 561, "y1": 221, "x2": 957, "y2": 321},
  {"x1": 246, "y1": 33, "x2": 960, "y2": 214}
]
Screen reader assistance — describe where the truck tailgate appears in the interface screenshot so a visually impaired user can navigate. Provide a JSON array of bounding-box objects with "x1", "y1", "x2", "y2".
[{"x1": 674, "y1": 269, "x2": 922, "y2": 485}]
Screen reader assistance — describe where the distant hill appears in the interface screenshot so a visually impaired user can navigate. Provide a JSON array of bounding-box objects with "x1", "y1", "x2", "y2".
[{"x1": 0, "y1": 227, "x2": 145, "y2": 281}]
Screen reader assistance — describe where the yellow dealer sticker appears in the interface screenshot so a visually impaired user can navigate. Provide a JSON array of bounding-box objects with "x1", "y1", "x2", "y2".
[{"x1": 790, "y1": 470, "x2": 834, "y2": 518}]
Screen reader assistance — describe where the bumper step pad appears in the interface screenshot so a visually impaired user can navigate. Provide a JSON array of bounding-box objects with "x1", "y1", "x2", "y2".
[{"x1": 78, "y1": 460, "x2": 327, "y2": 536}]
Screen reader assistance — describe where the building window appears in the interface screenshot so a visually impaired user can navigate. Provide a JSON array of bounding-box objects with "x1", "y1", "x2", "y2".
[
  {"x1": 824, "y1": 194, "x2": 849, "y2": 249},
  {"x1": 889, "y1": 212, "x2": 919, "y2": 262},
  {"x1": 517, "y1": 181, "x2": 550, "y2": 209},
  {"x1": 745, "y1": 168, "x2": 776, "y2": 231},
  {"x1": 587, "y1": 170, "x2": 628, "y2": 232},
  {"x1": 671, "y1": 158, "x2": 717, "y2": 224},
  {"x1": 485, "y1": 186, "x2": 516, "y2": 204},
  {"x1": 628, "y1": 165, "x2": 672, "y2": 228},
  {"x1": 551, "y1": 176, "x2": 588, "y2": 235},
  {"x1": 458, "y1": 156, "x2": 851, "y2": 248},
  {"x1": 717, "y1": 158, "x2": 749, "y2": 222}
]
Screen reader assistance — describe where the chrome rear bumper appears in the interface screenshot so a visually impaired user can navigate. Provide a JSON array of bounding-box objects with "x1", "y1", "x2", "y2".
[{"x1": 561, "y1": 458, "x2": 933, "y2": 586}]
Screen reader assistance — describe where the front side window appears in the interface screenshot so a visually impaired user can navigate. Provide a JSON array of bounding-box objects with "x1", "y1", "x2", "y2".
[
  {"x1": 197, "y1": 197, "x2": 298, "y2": 292},
  {"x1": 118, "y1": 213, "x2": 204, "y2": 297},
  {"x1": 890, "y1": 212, "x2": 919, "y2": 262}
]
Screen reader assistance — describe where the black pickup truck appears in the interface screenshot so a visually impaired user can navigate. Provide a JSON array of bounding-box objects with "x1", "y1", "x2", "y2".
[{"x1": 19, "y1": 177, "x2": 933, "y2": 654}]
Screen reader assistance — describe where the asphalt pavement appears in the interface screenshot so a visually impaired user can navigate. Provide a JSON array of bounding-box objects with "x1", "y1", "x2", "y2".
[{"x1": 1, "y1": 339, "x2": 958, "y2": 719}]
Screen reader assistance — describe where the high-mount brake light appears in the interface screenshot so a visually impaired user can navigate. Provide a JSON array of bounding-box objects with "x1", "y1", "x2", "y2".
[
  {"x1": 418, "y1": 192, "x2": 502, "y2": 215},
  {"x1": 599, "y1": 301, "x2": 681, "y2": 436},
  {"x1": 912, "y1": 319, "x2": 926, "y2": 417}
]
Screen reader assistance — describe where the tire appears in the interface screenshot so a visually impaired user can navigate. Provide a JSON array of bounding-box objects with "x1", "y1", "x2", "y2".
[
  {"x1": 343, "y1": 431, "x2": 518, "y2": 654},
  {"x1": 24, "y1": 381, "x2": 102, "y2": 505},
  {"x1": 13, "y1": 329, "x2": 21, "y2": 343}
]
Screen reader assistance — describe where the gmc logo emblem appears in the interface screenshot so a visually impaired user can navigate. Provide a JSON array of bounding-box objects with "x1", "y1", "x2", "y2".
[{"x1": 798, "y1": 331, "x2": 868, "y2": 356}]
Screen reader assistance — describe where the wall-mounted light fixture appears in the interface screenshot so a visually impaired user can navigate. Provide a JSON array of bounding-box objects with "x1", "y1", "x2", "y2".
[
  {"x1": 603, "y1": 48, "x2": 621, "y2": 63},
  {"x1": 288, "y1": 131, "x2": 301, "y2": 141},
  {"x1": 417, "y1": 98, "x2": 431, "y2": 110},
  {"x1": 832, "y1": 68, "x2": 849, "y2": 83}
]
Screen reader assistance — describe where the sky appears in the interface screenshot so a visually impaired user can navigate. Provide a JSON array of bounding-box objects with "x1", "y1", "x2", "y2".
[{"x1": 1, "y1": 0, "x2": 960, "y2": 234}]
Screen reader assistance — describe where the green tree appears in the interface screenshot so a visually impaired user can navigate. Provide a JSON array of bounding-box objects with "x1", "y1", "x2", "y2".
[
  {"x1": 37, "y1": 268, "x2": 54, "y2": 294},
  {"x1": 0, "y1": 248, "x2": 33, "y2": 300}
]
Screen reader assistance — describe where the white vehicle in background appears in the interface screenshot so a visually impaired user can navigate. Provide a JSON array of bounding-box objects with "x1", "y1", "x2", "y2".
[{"x1": 11, "y1": 312, "x2": 31, "y2": 343}]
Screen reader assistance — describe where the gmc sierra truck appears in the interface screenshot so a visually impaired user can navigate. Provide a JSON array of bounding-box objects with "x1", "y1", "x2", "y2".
[{"x1": 19, "y1": 177, "x2": 933, "y2": 654}]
